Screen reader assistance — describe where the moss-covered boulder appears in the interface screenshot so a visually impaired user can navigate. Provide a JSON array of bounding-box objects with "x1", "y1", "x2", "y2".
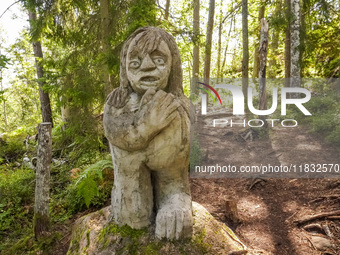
[{"x1": 67, "y1": 202, "x2": 247, "y2": 255}]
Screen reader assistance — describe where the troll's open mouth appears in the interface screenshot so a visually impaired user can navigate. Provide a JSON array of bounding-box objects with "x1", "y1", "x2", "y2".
[{"x1": 140, "y1": 76, "x2": 159, "y2": 82}]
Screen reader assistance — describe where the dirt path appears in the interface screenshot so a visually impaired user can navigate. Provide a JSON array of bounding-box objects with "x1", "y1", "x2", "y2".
[{"x1": 190, "y1": 115, "x2": 340, "y2": 254}]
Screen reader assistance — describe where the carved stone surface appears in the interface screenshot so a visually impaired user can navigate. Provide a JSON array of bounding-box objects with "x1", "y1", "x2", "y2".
[{"x1": 103, "y1": 27, "x2": 193, "y2": 240}]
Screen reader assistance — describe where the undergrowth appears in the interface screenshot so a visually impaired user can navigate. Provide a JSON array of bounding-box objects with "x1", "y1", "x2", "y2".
[
  {"x1": 0, "y1": 125, "x2": 113, "y2": 254},
  {"x1": 289, "y1": 93, "x2": 340, "y2": 145}
]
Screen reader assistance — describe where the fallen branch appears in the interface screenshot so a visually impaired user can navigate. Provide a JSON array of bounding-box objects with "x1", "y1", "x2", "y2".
[
  {"x1": 303, "y1": 223, "x2": 324, "y2": 234},
  {"x1": 295, "y1": 210, "x2": 340, "y2": 225}
]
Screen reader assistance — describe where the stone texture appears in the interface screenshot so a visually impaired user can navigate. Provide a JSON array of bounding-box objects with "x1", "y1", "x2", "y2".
[
  {"x1": 103, "y1": 27, "x2": 192, "y2": 239},
  {"x1": 67, "y1": 203, "x2": 247, "y2": 255}
]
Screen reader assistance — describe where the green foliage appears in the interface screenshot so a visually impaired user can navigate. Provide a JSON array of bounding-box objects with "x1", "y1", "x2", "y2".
[
  {"x1": 0, "y1": 54, "x2": 10, "y2": 69},
  {"x1": 190, "y1": 136, "x2": 202, "y2": 170},
  {"x1": 0, "y1": 32, "x2": 41, "y2": 133},
  {"x1": 294, "y1": 94, "x2": 340, "y2": 145},
  {"x1": 0, "y1": 167, "x2": 35, "y2": 240},
  {"x1": 0, "y1": 231, "x2": 63, "y2": 255},
  {"x1": 127, "y1": 0, "x2": 158, "y2": 35},
  {"x1": 68, "y1": 160, "x2": 114, "y2": 211},
  {"x1": 0, "y1": 133, "x2": 27, "y2": 163},
  {"x1": 302, "y1": 1, "x2": 340, "y2": 77}
]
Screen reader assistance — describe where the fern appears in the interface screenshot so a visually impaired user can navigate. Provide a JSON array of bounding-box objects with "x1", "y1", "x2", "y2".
[{"x1": 75, "y1": 160, "x2": 113, "y2": 208}]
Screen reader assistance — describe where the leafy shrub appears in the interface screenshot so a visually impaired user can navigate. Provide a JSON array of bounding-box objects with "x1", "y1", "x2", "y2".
[{"x1": 67, "y1": 160, "x2": 114, "y2": 212}]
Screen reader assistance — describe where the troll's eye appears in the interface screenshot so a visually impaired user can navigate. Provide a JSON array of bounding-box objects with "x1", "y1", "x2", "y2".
[
  {"x1": 129, "y1": 60, "x2": 141, "y2": 69},
  {"x1": 152, "y1": 57, "x2": 165, "y2": 65}
]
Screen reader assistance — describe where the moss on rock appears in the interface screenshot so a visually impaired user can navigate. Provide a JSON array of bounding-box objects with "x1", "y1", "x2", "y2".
[{"x1": 67, "y1": 202, "x2": 247, "y2": 255}]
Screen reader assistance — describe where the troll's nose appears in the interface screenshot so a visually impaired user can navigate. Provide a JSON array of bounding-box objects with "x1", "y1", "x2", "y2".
[{"x1": 140, "y1": 54, "x2": 156, "y2": 71}]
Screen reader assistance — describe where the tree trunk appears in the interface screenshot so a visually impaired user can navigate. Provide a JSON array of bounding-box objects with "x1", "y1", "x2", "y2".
[
  {"x1": 28, "y1": 11, "x2": 53, "y2": 126},
  {"x1": 290, "y1": 0, "x2": 300, "y2": 93},
  {"x1": 34, "y1": 122, "x2": 52, "y2": 239},
  {"x1": 259, "y1": 18, "x2": 269, "y2": 112},
  {"x1": 217, "y1": 0, "x2": 223, "y2": 79},
  {"x1": 60, "y1": 96, "x2": 70, "y2": 131},
  {"x1": 284, "y1": 0, "x2": 291, "y2": 87},
  {"x1": 165, "y1": 0, "x2": 170, "y2": 20},
  {"x1": 0, "y1": 71, "x2": 7, "y2": 127},
  {"x1": 268, "y1": 0, "x2": 281, "y2": 78},
  {"x1": 203, "y1": 0, "x2": 215, "y2": 81},
  {"x1": 100, "y1": 0, "x2": 113, "y2": 96},
  {"x1": 252, "y1": 5, "x2": 265, "y2": 78},
  {"x1": 221, "y1": 17, "x2": 233, "y2": 73},
  {"x1": 192, "y1": 0, "x2": 200, "y2": 93},
  {"x1": 242, "y1": 0, "x2": 249, "y2": 109},
  {"x1": 300, "y1": 0, "x2": 306, "y2": 77},
  {"x1": 0, "y1": 49, "x2": 8, "y2": 127}
]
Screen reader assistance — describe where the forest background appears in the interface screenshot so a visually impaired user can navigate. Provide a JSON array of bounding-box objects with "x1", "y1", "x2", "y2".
[{"x1": 0, "y1": 0, "x2": 339, "y2": 254}]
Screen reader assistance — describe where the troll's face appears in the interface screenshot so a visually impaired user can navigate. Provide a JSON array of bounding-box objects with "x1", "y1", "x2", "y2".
[{"x1": 126, "y1": 32, "x2": 172, "y2": 95}]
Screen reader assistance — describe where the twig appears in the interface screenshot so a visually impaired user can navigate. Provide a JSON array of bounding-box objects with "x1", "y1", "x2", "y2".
[
  {"x1": 286, "y1": 211, "x2": 298, "y2": 222},
  {"x1": 305, "y1": 235, "x2": 317, "y2": 250},
  {"x1": 239, "y1": 134, "x2": 247, "y2": 142},
  {"x1": 0, "y1": 1, "x2": 20, "y2": 20}
]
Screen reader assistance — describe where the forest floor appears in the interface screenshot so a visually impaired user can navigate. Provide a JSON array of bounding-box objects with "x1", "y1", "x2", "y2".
[{"x1": 190, "y1": 112, "x2": 340, "y2": 255}]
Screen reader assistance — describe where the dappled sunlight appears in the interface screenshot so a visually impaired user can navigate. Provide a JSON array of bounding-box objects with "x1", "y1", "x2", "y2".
[
  {"x1": 281, "y1": 200, "x2": 299, "y2": 214},
  {"x1": 237, "y1": 195, "x2": 269, "y2": 221},
  {"x1": 296, "y1": 143, "x2": 322, "y2": 151}
]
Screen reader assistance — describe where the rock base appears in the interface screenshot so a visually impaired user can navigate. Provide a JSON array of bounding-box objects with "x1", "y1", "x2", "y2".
[{"x1": 67, "y1": 202, "x2": 247, "y2": 255}]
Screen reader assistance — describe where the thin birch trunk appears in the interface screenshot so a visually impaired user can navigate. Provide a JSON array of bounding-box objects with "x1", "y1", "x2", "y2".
[
  {"x1": 259, "y1": 18, "x2": 269, "y2": 111},
  {"x1": 221, "y1": 17, "x2": 233, "y2": 73},
  {"x1": 290, "y1": 0, "x2": 300, "y2": 86}
]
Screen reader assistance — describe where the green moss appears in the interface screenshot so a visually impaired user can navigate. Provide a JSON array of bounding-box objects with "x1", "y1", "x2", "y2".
[
  {"x1": 86, "y1": 229, "x2": 91, "y2": 244},
  {"x1": 99, "y1": 223, "x2": 147, "y2": 240},
  {"x1": 142, "y1": 242, "x2": 165, "y2": 254},
  {"x1": 98, "y1": 209, "x2": 104, "y2": 216},
  {"x1": 97, "y1": 222, "x2": 148, "y2": 253},
  {"x1": 191, "y1": 228, "x2": 210, "y2": 254},
  {"x1": 67, "y1": 225, "x2": 87, "y2": 254}
]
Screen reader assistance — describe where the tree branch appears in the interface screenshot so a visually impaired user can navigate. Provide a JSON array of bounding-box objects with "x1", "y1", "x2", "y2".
[{"x1": 0, "y1": 1, "x2": 20, "y2": 20}]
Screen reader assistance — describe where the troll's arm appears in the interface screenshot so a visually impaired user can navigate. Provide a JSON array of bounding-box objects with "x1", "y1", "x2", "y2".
[{"x1": 103, "y1": 89, "x2": 180, "y2": 152}]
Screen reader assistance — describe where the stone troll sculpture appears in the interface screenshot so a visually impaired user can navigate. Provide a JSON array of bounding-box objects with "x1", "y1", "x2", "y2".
[{"x1": 103, "y1": 26, "x2": 193, "y2": 240}]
